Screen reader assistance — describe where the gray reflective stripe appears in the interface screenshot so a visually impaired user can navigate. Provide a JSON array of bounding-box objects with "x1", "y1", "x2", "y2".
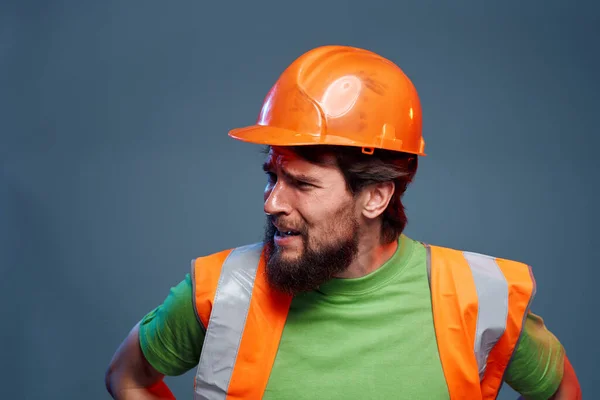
[
  {"x1": 194, "y1": 243, "x2": 263, "y2": 400},
  {"x1": 463, "y1": 251, "x2": 509, "y2": 380}
]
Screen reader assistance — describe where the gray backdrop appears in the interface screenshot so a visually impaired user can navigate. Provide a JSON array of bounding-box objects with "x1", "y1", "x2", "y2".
[{"x1": 1, "y1": 1, "x2": 598, "y2": 399}]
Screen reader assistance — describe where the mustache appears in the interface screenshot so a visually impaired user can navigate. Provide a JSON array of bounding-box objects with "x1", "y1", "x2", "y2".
[{"x1": 266, "y1": 215, "x2": 306, "y2": 235}]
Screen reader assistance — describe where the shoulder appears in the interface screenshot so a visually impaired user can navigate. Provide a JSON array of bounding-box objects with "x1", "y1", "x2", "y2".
[
  {"x1": 191, "y1": 242, "x2": 264, "y2": 277},
  {"x1": 423, "y1": 242, "x2": 536, "y2": 299},
  {"x1": 139, "y1": 273, "x2": 195, "y2": 326},
  {"x1": 191, "y1": 242, "x2": 264, "y2": 265},
  {"x1": 189, "y1": 245, "x2": 240, "y2": 301},
  {"x1": 190, "y1": 242, "x2": 264, "y2": 324},
  {"x1": 426, "y1": 242, "x2": 533, "y2": 273}
]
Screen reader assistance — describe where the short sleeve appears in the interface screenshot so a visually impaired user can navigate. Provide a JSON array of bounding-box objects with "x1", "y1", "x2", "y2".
[
  {"x1": 138, "y1": 273, "x2": 205, "y2": 376},
  {"x1": 504, "y1": 312, "x2": 565, "y2": 399}
]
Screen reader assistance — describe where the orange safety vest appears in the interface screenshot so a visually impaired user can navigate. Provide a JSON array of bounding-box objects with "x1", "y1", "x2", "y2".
[{"x1": 190, "y1": 242, "x2": 535, "y2": 400}]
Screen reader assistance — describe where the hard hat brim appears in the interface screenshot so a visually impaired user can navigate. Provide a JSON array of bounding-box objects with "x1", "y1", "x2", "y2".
[
  {"x1": 228, "y1": 125, "x2": 426, "y2": 156},
  {"x1": 228, "y1": 125, "x2": 335, "y2": 147}
]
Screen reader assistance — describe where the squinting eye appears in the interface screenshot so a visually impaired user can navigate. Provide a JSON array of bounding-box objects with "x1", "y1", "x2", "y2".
[{"x1": 295, "y1": 181, "x2": 313, "y2": 189}]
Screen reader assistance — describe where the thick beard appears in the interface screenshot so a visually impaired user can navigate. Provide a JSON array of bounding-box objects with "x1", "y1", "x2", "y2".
[{"x1": 263, "y1": 214, "x2": 359, "y2": 296}]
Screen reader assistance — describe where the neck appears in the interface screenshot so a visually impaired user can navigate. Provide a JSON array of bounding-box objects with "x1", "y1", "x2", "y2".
[{"x1": 334, "y1": 232, "x2": 399, "y2": 279}]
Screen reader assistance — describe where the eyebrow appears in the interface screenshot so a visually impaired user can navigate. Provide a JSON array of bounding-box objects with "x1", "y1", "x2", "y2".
[{"x1": 262, "y1": 161, "x2": 322, "y2": 185}]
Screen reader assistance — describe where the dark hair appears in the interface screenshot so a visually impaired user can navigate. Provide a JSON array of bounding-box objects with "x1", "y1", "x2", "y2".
[{"x1": 265, "y1": 145, "x2": 418, "y2": 244}]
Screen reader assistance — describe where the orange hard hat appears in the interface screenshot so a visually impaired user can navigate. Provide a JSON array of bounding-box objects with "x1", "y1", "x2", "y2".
[{"x1": 229, "y1": 45, "x2": 426, "y2": 156}]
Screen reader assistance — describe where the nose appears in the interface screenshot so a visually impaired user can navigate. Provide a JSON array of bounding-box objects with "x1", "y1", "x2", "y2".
[{"x1": 264, "y1": 181, "x2": 292, "y2": 216}]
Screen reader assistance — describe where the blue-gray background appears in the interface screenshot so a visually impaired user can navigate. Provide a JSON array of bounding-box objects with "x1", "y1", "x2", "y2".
[{"x1": 1, "y1": 1, "x2": 598, "y2": 399}]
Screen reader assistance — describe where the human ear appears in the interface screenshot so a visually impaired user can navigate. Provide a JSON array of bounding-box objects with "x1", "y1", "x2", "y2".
[{"x1": 360, "y1": 181, "x2": 395, "y2": 219}]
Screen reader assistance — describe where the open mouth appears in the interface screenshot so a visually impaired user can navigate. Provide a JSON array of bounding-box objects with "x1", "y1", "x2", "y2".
[{"x1": 275, "y1": 229, "x2": 301, "y2": 237}]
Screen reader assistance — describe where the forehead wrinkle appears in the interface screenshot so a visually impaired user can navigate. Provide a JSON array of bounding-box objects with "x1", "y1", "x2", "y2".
[{"x1": 263, "y1": 153, "x2": 324, "y2": 185}]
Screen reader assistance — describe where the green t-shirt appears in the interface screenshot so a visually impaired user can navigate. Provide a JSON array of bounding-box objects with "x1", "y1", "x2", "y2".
[{"x1": 139, "y1": 235, "x2": 565, "y2": 399}]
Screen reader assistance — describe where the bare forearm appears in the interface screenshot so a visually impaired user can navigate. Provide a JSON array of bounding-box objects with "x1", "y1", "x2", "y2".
[
  {"x1": 549, "y1": 356, "x2": 581, "y2": 400},
  {"x1": 106, "y1": 359, "x2": 175, "y2": 400},
  {"x1": 106, "y1": 323, "x2": 175, "y2": 399}
]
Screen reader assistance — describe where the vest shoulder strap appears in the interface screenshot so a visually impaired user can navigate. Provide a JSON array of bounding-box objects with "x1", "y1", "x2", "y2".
[
  {"x1": 192, "y1": 243, "x2": 292, "y2": 400},
  {"x1": 191, "y1": 247, "x2": 235, "y2": 330},
  {"x1": 424, "y1": 243, "x2": 535, "y2": 399}
]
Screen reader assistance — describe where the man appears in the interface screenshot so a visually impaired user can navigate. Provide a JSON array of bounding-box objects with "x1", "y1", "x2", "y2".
[{"x1": 105, "y1": 45, "x2": 581, "y2": 399}]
